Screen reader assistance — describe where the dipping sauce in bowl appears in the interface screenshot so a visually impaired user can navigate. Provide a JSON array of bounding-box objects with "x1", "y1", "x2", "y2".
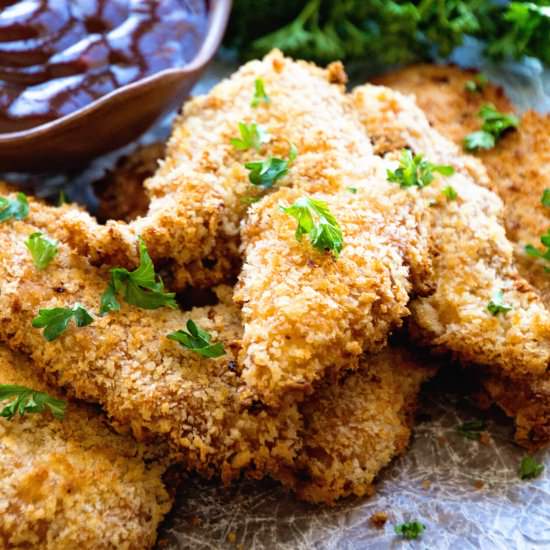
[{"x1": 0, "y1": 0, "x2": 209, "y2": 133}]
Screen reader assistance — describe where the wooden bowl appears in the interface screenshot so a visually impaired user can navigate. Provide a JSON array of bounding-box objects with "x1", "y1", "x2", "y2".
[{"x1": 0, "y1": 0, "x2": 231, "y2": 172}]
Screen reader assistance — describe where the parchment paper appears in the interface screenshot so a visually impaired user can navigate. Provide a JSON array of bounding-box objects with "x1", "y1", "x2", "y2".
[{"x1": 3, "y1": 43, "x2": 549, "y2": 550}]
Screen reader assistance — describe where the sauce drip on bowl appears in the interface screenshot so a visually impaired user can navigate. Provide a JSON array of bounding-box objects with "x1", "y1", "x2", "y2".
[{"x1": 0, "y1": 0, "x2": 208, "y2": 133}]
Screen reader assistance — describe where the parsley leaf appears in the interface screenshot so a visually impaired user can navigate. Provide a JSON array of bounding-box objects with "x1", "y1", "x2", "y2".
[
  {"x1": 387, "y1": 149, "x2": 454, "y2": 189},
  {"x1": 346, "y1": 187, "x2": 358, "y2": 194},
  {"x1": 457, "y1": 420, "x2": 487, "y2": 440},
  {"x1": 0, "y1": 192, "x2": 29, "y2": 223},
  {"x1": 442, "y1": 185, "x2": 458, "y2": 201},
  {"x1": 280, "y1": 196, "x2": 343, "y2": 257},
  {"x1": 231, "y1": 122, "x2": 270, "y2": 151},
  {"x1": 525, "y1": 230, "x2": 550, "y2": 271},
  {"x1": 465, "y1": 73, "x2": 488, "y2": 93},
  {"x1": 394, "y1": 521, "x2": 425, "y2": 540},
  {"x1": 541, "y1": 189, "x2": 550, "y2": 207},
  {"x1": 100, "y1": 239, "x2": 177, "y2": 314},
  {"x1": 167, "y1": 320, "x2": 225, "y2": 358},
  {"x1": 32, "y1": 303, "x2": 94, "y2": 341},
  {"x1": 57, "y1": 190, "x2": 69, "y2": 206},
  {"x1": 0, "y1": 385, "x2": 66, "y2": 420},
  {"x1": 25, "y1": 232, "x2": 58, "y2": 270},
  {"x1": 464, "y1": 104, "x2": 519, "y2": 151},
  {"x1": 251, "y1": 78, "x2": 270, "y2": 107},
  {"x1": 487, "y1": 289, "x2": 512, "y2": 316},
  {"x1": 519, "y1": 456, "x2": 544, "y2": 480},
  {"x1": 245, "y1": 145, "x2": 297, "y2": 189}
]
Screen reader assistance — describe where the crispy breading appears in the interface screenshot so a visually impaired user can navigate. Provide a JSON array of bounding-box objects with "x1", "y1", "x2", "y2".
[
  {"x1": 376, "y1": 65, "x2": 550, "y2": 306},
  {"x1": 94, "y1": 143, "x2": 165, "y2": 223},
  {"x1": 0, "y1": 345, "x2": 171, "y2": 550},
  {"x1": 273, "y1": 348, "x2": 435, "y2": 504},
  {"x1": 235, "y1": 181, "x2": 433, "y2": 405},
  {"x1": 0, "y1": 212, "x2": 435, "y2": 503},
  {"x1": 0, "y1": 217, "x2": 302, "y2": 482},
  {"x1": 27, "y1": 51, "x2": 367, "y2": 291},
  {"x1": 351, "y1": 83, "x2": 550, "y2": 379},
  {"x1": 370, "y1": 65, "x2": 550, "y2": 448}
]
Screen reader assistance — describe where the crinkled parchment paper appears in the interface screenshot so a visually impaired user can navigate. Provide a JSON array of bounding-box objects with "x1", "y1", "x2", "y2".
[{"x1": 3, "y1": 44, "x2": 549, "y2": 549}]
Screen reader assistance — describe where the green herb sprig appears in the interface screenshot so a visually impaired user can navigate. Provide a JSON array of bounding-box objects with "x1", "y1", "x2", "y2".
[
  {"x1": 0, "y1": 385, "x2": 66, "y2": 420},
  {"x1": 0, "y1": 193, "x2": 29, "y2": 223},
  {"x1": 394, "y1": 521, "x2": 425, "y2": 540},
  {"x1": 25, "y1": 232, "x2": 58, "y2": 270},
  {"x1": 245, "y1": 144, "x2": 297, "y2": 189},
  {"x1": 464, "y1": 104, "x2": 519, "y2": 151},
  {"x1": 465, "y1": 73, "x2": 488, "y2": 93},
  {"x1": 525, "y1": 229, "x2": 550, "y2": 272},
  {"x1": 100, "y1": 239, "x2": 177, "y2": 314},
  {"x1": 280, "y1": 196, "x2": 343, "y2": 257},
  {"x1": 519, "y1": 456, "x2": 544, "y2": 480},
  {"x1": 251, "y1": 78, "x2": 270, "y2": 107},
  {"x1": 168, "y1": 320, "x2": 225, "y2": 358},
  {"x1": 487, "y1": 289, "x2": 512, "y2": 316},
  {"x1": 32, "y1": 304, "x2": 93, "y2": 341},
  {"x1": 387, "y1": 149, "x2": 454, "y2": 189},
  {"x1": 231, "y1": 121, "x2": 270, "y2": 151}
]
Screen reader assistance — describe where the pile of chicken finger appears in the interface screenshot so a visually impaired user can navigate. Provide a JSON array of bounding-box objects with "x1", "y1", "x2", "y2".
[{"x1": 1, "y1": 51, "x2": 549, "y2": 548}]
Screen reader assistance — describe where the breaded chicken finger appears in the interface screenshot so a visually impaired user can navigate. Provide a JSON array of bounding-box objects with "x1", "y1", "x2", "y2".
[
  {"x1": 352, "y1": 84, "x2": 550, "y2": 379},
  {"x1": 0, "y1": 346, "x2": 171, "y2": 549}
]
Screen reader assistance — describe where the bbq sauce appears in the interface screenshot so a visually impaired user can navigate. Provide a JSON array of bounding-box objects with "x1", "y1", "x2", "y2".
[{"x1": 0, "y1": 0, "x2": 208, "y2": 133}]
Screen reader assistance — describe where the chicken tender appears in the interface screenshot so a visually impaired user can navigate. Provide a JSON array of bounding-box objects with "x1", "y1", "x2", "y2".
[
  {"x1": 373, "y1": 65, "x2": 550, "y2": 449},
  {"x1": 0, "y1": 210, "x2": 436, "y2": 502},
  {"x1": 235, "y1": 181, "x2": 433, "y2": 405},
  {"x1": 0, "y1": 346, "x2": 171, "y2": 550},
  {"x1": 30, "y1": 51, "x2": 370, "y2": 291},
  {"x1": 375, "y1": 65, "x2": 550, "y2": 306},
  {"x1": 0, "y1": 216, "x2": 301, "y2": 482},
  {"x1": 273, "y1": 347, "x2": 435, "y2": 504},
  {"x1": 351, "y1": 83, "x2": 550, "y2": 379}
]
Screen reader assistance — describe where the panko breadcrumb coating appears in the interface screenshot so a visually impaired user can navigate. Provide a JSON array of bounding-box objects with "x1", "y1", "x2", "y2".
[
  {"x1": 373, "y1": 65, "x2": 550, "y2": 449},
  {"x1": 235, "y1": 181, "x2": 433, "y2": 405},
  {"x1": 0, "y1": 346, "x2": 171, "y2": 550},
  {"x1": 0, "y1": 217, "x2": 302, "y2": 482},
  {"x1": 351, "y1": 83, "x2": 550, "y2": 380},
  {"x1": 0, "y1": 210, "x2": 436, "y2": 504},
  {"x1": 27, "y1": 51, "x2": 368, "y2": 291},
  {"x1": 273, "y1": 347, "x2": 435, "y2": 504}
]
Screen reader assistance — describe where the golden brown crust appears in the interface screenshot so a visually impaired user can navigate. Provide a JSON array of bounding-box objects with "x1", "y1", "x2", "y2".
[
  {"x1": 0, "y1": 346, "x2": 172, "y2": 550},
  {"x1": 235, "y1": 180, "x2": 432, "y2": 405},
  {"x1": 0, "y1": 217, "x2": 302, "y2": 482},
  {"x1": 351, "y1": 83, "x2": 550, "y2": 379},
  {"x1": 273, "y1": 348, "x2": 435, "y2": 504},
  {"x1": 371, "y1": 64, "x2": 550, "y2": 448}
]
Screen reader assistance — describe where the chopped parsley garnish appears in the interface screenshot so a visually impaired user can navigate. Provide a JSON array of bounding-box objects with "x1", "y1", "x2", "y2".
[
  {"x1": 32, "y1": 304, "x2": 94, "y2": 341},
  {"x1": 0, "y1": 385, "x2": 66, "y2": 420},
  {"x1": 167, "y1": 320, "x2": 225, "y2": 358},
  {"x1": 231, "y1": 121, "x2": 270, "y2": 151},
  {"x1": 487, "y1": 289, "x2": 512, "y2": 316},
  {"x1": 25, "y1": 232, "x2": 58, "y2": 270},
  {"x1": 280, "y1": 196, "x2": 343, "y2": 257},
  {"x1": 346, "y1": 187, "x2": 358, "y2": 194},
  {"x1": 394, "y1": 521, "x2": 425, "y2": 540},
  {"x1": 519, "y1": 456, "x2": 544, "y2": 480},
  {"x1": 525, "y1": 230, "x2": 550, "y2": 271},
  {"x1": 0, "y1": 192, "x2": 29, "y2": 222},
  {"x1": 100, "y1": 239, "x2": 177, "y2": 314},
  {"x1": 541, "y1": 189, "x2": 550, "y2": 207},
  {"x1": 245, "y1": 144, "x2": 297, "y2": 189},
  {"x1": 465, "y1": 73, "x2": 488, "y2": 93},
  {"x1": 442, "y1": 185, "x2": 458, "y2": 201},
  {"x1": 387, "y1": 149, "x2": 454, "y2": 189},
  {"x1": 251, "y1": 78, "x2": 270, "y2": 107},
  {"x1": 457, "y1": 419, "x2": 487, "y2": 440},
  {"x1": 464, "y1": 104, "x2": 519, "y2": 151}
]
